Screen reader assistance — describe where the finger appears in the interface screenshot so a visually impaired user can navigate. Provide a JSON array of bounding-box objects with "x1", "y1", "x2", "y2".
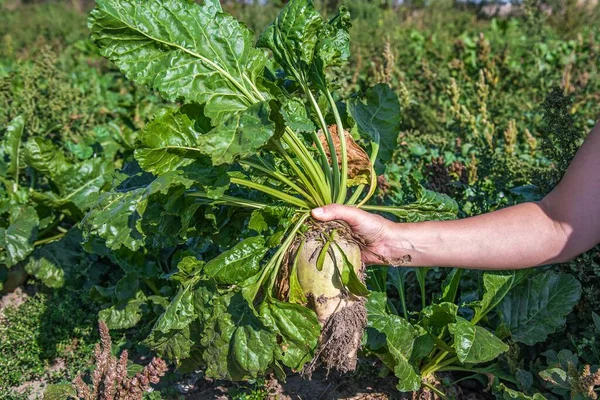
[{"x1": 311, "y1": 204, "x2": 365, "y2": 226}]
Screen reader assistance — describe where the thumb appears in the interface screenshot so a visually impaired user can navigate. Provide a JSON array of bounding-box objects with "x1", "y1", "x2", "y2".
[{"x1": 311, "y1": 204, "x2": 361, "y2": 225}]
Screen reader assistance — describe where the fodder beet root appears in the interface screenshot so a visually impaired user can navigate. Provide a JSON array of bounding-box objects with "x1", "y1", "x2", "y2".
[{"x1": 290, "y1": 220, "x2": 367, "y2": 376}]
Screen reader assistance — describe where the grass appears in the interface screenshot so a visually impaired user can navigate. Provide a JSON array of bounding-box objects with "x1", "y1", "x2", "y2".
[{"x1": 0, "y1": 287, "x2": 99, "y2": 396}]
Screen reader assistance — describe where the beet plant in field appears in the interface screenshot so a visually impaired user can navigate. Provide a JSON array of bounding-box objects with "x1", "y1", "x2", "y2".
[{"x1": 83, "y1": 0, "x2": 583, "y2": 393}]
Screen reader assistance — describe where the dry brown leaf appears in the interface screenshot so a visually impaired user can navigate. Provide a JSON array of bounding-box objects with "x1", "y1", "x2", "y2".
[{"x1": 318, "y1": 125, "x2": 372, "y2": 186}]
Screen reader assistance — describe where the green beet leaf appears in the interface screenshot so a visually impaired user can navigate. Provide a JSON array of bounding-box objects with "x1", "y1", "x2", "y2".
[
  {"x1": 202, "y1": 292, "x2": 276, "y2": 380},
  {"x1": 257, "y1": 0, "x2": 324, "y2": 68},
  {"x1": 153, "y1": 288, "x2": 197, "y2": 333},
  {"x1": 420, "y1": 302, "x2": 458, "y2": 330},
  {"x1": 99, "y1": 291, "x2": 147, "y2": 330},
  {"x1": 366, "y1": 291, "x2": 420, "y2": 392},
  {"x1": 24, "y1": 230, "x2": 83, "y2": 288},
  {"x1": 448, "y1": 316, "x2": 509, "y2": 364},
  {"x1": 30, "y1": 158, "x2": 115, "y2": 216},
  {"x1": 472, "y1": 270, "x2": 534, "y2": 324},
  {"x1": 81, "y1": 171, "x2": 196, "y2": 251},
  {"x1": 144, "y1": 325, "x2": 194, "y2": 364},
  {"x1": 498, "y1": 271, "x2": 581, "y2": 345},
  {"x1": 135, "y1": 108, "x2": 210, "y2": 175},
  {"x1": 204, "y1": 236, "x2": 269, "y2": 285},
  {"x1": 348, "y1": 84, "x2": 401, "y2": 174},
  {"x1": 259, "y1": 298, "x2": 320, "y2": 370},
  {"x1": 366, "y1": 176, "x2": 458, "y2": 222},
  {"x1": 24, "y1": 137, "x2": 70, "y2": 179},
  {"x1": 0, "y1": 115, "x2": 25, "y2": 180},
  {"x1": 0, "y1": 204, "x2": 39, "y2": 268},
  {"x1": 89, "y1": 0, "x2": 267, "y2": 124},
  {"x1": 196, "y1": 101, "x2": 276, "y2": 165}
]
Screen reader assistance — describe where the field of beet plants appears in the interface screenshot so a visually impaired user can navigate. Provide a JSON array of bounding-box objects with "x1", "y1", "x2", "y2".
[{"x1": 1, "y1": 0, "x2": 599, "y2": 399}]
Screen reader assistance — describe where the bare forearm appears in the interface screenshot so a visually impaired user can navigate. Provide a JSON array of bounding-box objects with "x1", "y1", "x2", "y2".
[{"x1": 385, "y1": 202, "x2": 569, "y2": 270}]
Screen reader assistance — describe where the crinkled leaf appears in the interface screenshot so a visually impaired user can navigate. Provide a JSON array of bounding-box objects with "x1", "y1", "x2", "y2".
[
  {"x1": 495, "y1": 384, "x2": 549, "y2": 400},
  {"x1": 196, "y1": 101, "x2": 275, "y2": 165},
  {"x1": 144, "y1": 324, "x2": 194, "y2": 364},
  {"x1": 1, "y1": 115, "x2": 25, "y2": 178},
  {"x1": 81, "y1": 171, "x2": 195, "y2": 251},
  {"x1": 348, "y1": 84, "x2": 401, "y2": 174},
  {"x1": 30, "y1": 158, "x2": 114, "y2": 215},
  {"x1": 99, "y1": 291, "x2": 147, "y2": 329},
  {"x1": 498, "y1": 271, "x2": 581, "y2": 346},
  {"x1": 280, "y1": 98, "x2": 315, "y2": 133},
  {"x1": 257, "y1": 0, "x2": 324, "y2": 67},
  {"x1": 366, "y1": 292, "x2": 420, "y2": 392},
  {"x1": 448, "y1": 316, "x2": 508, "y2": 364},
  {"x1": 24, "y1": 137, "x2": 70, "y2": 178},
  {"x1": 259, "y1": 298, "x2": 319, "y2": 370},
  {"x1": 473, "y1": 270, "x2": 533, "y2": 324},
  {"x1": 135, "y1": 108, "x2": 209, "y2": 175},
  {"x1": 204, "y1": 236, "x2": 268, "y2": 285},
  {"x1": 420, "y1": 302, "x2": 458, "y2": 329},
  {"x1": 89, "y1": 0, "x2": 267, "y2": 124},
  {"x1": 24, "y1": 230, "x2": 82, "y2": 288},
  {"x1": 166, "y1": 256, "x2": 204, "y2": 283},
  {"x1": 154, "y1": 288, "x2": 197, "y2": 333},
  {"x1": 315, "y1": 7, "x2": 351, "y2": 69},
  {"x1": 202, "y1": 292, "x2": 276, "y2": 380},
  {"x1": 369, "y1": 176, "x2": 458, "y2": 222},
  {"x1": 0, "y1": 205, "x2": 38, "y2": 268}
]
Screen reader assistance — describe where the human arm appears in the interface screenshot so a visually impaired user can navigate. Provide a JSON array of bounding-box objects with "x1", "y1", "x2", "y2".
[{"x1": 312, "y1": 122, "x2": 600, "y2": 270}]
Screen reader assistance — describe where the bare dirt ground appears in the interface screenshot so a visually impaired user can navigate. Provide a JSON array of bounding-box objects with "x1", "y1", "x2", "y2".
[{"x1": 187, "y1": 370, "x2": 406, "y2": 400}]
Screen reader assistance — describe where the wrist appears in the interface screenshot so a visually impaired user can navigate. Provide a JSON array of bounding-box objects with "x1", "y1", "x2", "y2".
[{"x1": 380, "y1": 222, "x2": 420, "y2": 266}]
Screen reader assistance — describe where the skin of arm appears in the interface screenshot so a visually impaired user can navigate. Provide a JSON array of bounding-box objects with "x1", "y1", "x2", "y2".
[{"x1": 312, "y1": 122, "x2": 600, "y2": 270}]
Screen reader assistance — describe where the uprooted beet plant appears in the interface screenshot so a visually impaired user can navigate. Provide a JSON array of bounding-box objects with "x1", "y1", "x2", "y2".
[{"x1": 81, "y1": 0, "x2": 523, "y2": 388}]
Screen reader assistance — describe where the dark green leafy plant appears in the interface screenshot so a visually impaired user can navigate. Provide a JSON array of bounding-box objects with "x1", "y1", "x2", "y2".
[
  {"x1": 365, "y1": 268, "x2": 581, "y2": 393},
  {"x1": 84, "y1": 0, "x2": 458, "y2": 381}
]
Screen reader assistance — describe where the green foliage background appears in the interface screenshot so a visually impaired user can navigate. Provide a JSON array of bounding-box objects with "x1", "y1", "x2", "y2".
[{"x1": 0, "y1": 0, "x2": 599, "y2": 398}]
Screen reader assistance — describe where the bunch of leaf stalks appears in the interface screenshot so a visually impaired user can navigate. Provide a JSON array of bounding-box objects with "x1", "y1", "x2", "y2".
[{"x1": 85, "y1": 0, "x2": 457, "y2": 379}]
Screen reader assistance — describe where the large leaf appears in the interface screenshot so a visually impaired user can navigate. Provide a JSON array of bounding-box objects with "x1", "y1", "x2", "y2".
[
  {"x1": 144, "y1": 325, "x2": 194, "y2": 364},
  {"x1": 348, "y1": 84, "x2": 401, "y2": 174},
  {"x1": 81, "y1": 171, "x2": 195, "y2": 251},
  {"x1": 153, "y1": 288, "x2": 197, "y2": 333},
  {"x1": 89, "y1": 0, "x2": 267, "y2": 124},
  {"x1": 0, "y1": 115, "x2": 25, "y2": 179},
  {"x1": 498, "y1": 271, "x2": 581, "y2": 346},
  {"x1": 30, "y1": 158, "x2": 114, "y2": 215},
  {"x1": 472, "y1": 270, "x2": 533, "y2": 324},
  {"x1": 257, "y1": 0, "x2": 324, "y2": 68},
  {"x1": 0, "y1": 205, "x2": 38, "y2": 268},
  {"x1": 24, "y1": 137, "x2": 70, "y2": 178},
  {"x1": 24, "y1": 230, "x2": 83, "y2": 288},
  {"x1": 196, "y1": 101, "x2": 275, "y2": 165},
  {"x1": 202, "y1": 292, "x2": 276, "y2": 380},
  {"x1": 448, "y1": 316, "x2": 509, "y2": 364},
  {"x1": 259, "y1": 298, "x2": 320, "y2": 370},
  {"x1": 366, "y1": 292, "x2": 420, "y2": 392},
  {"x1": 313, "y1": 6, "x2": 351, "y2": 72},
  {"x1": 99, "y1": 291, "x2": 147, "y2": 329},
  {"x1": 420, "y1": 302, "x2": 458, "y2": 330},
  {"x1": 204, "y1": 236, "x2": 268, "y2": 285},
  {"x1": 134, "y1": 108, "x2": 209, "y2": 175}
]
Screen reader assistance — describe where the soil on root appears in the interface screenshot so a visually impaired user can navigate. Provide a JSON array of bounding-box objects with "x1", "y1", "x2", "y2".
[
  {"x1": 303, "y1": 298, "x2": 368, "y2": 377},
  {"x1": 280, "y1": 220, "x2": 369, "y2": 376}
]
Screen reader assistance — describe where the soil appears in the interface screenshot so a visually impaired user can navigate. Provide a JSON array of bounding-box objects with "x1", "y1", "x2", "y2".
[{"x1": 187, "y1": 369, "x2": 407, "y2": 400}]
